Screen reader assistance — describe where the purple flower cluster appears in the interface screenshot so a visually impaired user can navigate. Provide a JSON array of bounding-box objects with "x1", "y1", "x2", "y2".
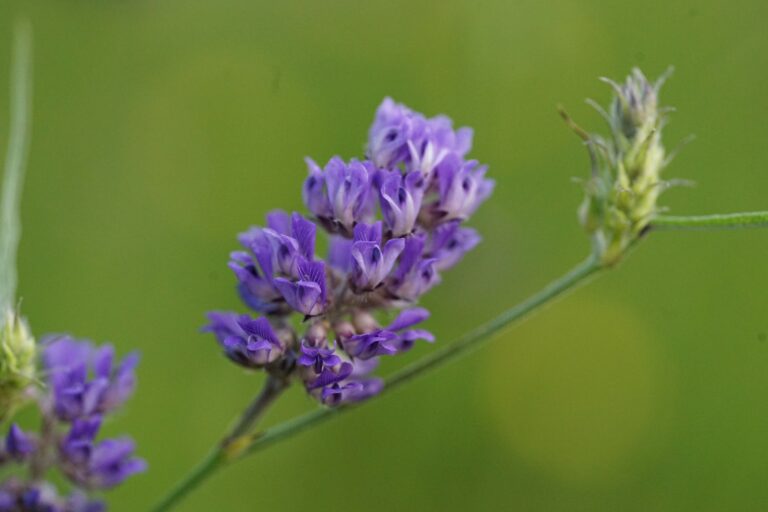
[
  {"x1": 206, "y1": 98, "x2": 493, "y2": 405},
  {"x1": 0, "y1": 337, "x2": 145, "y2": 511}
]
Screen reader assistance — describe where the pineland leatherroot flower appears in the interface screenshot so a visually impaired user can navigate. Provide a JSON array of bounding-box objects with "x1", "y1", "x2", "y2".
[
  {"x1": 569, "y1": 68, "x2": 678, "y2": 265},
  {"x1": 206, "y1": 98, "x2": 493, "y2": 406}
]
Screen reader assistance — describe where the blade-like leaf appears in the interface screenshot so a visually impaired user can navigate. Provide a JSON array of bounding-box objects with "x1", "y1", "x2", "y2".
[{"x1": 0, "y1": 21, "x2": 33, "y2": 313}]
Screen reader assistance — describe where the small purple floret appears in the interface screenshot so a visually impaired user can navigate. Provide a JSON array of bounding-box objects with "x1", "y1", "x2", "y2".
[
  {"x1": 42, "y1": 337, "x2": 139, "y2": 422},
  {"x1": 203, "y1": 312, "x2": 285, "y2": 368}
]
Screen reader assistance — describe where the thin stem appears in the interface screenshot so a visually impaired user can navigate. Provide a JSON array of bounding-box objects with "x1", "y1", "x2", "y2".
[
  {"x1": 0, "y1": 21, "x2": 33, "y2": 312},
  {"x1": 29, "y1": 413, "x2": 54, "y2": 482},
  {"x1": 149, "y1": 450, "x2": 226, "y2": 512},
  {"x1": 151, "y1": 254, "x2": 603, "y2": 511},
  {"x1": 653, "y1": 211, "x2": 768, "y2": 230},
  {"x1": 150, "y1": 375, "x2": 288, "y2": 512},
  {"x1": 244, "y1": 253, "x2": 602, "y2": 457},
  {"x1": 225, "y1": 375, "x2": 288, "y2": 443}
]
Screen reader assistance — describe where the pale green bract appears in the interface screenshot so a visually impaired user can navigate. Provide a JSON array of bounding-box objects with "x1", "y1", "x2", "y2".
[
  {"x1": 0, "y1": 307, "x2": 35, "y2": 418},
  {"x1": 578, "y1": 68, "x2": 673, "y2": 265}
]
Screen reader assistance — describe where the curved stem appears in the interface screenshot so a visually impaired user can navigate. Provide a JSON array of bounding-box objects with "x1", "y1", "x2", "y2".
[
  {"x1": 243, "y1": 253, "x2": 602, "y2": 458},
  {"x1": 150, "y1": 375, "x2": 287, "y2": 512},
  {"x1": 225, "y1": 375, "x2": 287, "y2": 443},
  {"x1": 0, "y1": 21, "x2": 33, "y2": 312},
  {"x1": 149, "y1": 450, "x2": 225, "y2": 512},
  {"x1": 150, "y1": 254, "x2": 603, "y2": 511},
  {"x1": 653, "y1": 211, "x2": 768, "y2": 230}
]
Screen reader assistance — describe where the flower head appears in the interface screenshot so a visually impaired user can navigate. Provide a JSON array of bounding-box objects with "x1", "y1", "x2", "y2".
[
  {"x1": 572, "y1": 67, "x2": 674, "y2": 265},
  {"x1": 1, "y1": 334, "x2": 144, "y2": 509},
  {"x1": 209, "y1": 98, "x2": 490, "y2": 407}
]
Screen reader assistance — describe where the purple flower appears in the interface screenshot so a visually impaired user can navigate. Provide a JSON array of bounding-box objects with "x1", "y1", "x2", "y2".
[
  {"x1": 350, "y1": 222, "x2": 405, "y2": 292},
  {"x1": 60, "y1": 416, "x2": 146, "y2": 490},
  {"x1": 427, "y1": 220, "x2": 481, "y2": 271},
  {"x1": 297, "y1": 342, "x2": 341, "y2": 374},
  {"x1": 42, "y1": 337, "x2": 139, "y2": 422},
  {"x1": 385, "y1": 308, "x2": 435, "y2": 352},
  {"x1": 367, "y1": 97, "x2": 426, "y2": 169},
  {"x1": 261, "y1": 211, "x2": 316, "y2": 278},
  {"x1": 342, "y1": 308, "x2": 434, "y2": 359},
  {"x1": 408, "y1": 114, "x2": 473, "y2": 179},
  {"x1": 367, "y1": 98, "x2": 474, "y2": 180},
  {"x1": 320, "y1": 378, "x2": 383, "y2": 406},
  {"x1": 341, "y1": 329, "x2": 398, "y2": 360},
  {"x1": 387, "y1": 235, "x2": 440, "y2": 301},
  {"x1": 273, "y1": 258, "x2": 328, "y2": 317},
  {"x1": 211, "y1": 97, "x2": 490, "y2": 408},
  {"x1": 431, "y1": 155, "x2": 495, "y2": 223},
  {"x1": 85, "y1": 439, "x2": 146, "y2": 489},
  {"x1": 60, "y1": 417, "x2": 102, "y2": 466},
  {"x1": 302, "y1": 157, "x2": 374, "y2": 235},
  {"x1": 203, "y1": 312, "x2": 285, "y2": 368},
  {"x1": 5, "y1": 424, "x2": 34, "y2": 461},
  {"x1": 229, "y1": 245, "x2": 284, "y2": 315},
  {"x1": 297, "y1": 341, "x2": 352, "y2": 390},
  {"x1": 379, "y1": 171, "x2": 426, "y2": 237},
  {"x1": 318, "y1": 355, "x2": 382, "y2": 406},
  {"x1": 230, "y1": 211, "x2": 316, "y2": 315}
]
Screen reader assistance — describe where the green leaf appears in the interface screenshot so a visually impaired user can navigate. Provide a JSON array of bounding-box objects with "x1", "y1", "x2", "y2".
[{"x1": 0, "y1": 20, "x2": 33, "y2": 313}]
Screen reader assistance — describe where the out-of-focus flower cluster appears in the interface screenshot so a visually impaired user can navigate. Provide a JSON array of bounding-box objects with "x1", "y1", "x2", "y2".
[
  {"x1": 206, "y1": 98, "x2": 493, "y2": 405},
  {"x1": 574, "y1": 68, "x2": 676, "y2": 265},
  {"x1": 0, "y1": 335, "x2": 145, "y2": 511}
]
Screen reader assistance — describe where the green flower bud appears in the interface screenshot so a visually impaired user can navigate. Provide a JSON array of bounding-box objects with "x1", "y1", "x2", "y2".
[
  {"x1": 569, "y1": 68, "x2": 676, "y2": 266},
  {"x1": 0, "y1": 307, "x2": 36, "y2": 418}
]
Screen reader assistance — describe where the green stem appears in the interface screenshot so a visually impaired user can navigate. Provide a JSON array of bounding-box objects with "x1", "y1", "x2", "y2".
[
  {"x1": 653, "y1": 211, "x2": 768, "y2": 230},
  {"x1": 224, "y1": 375, "x2": 288, "y2": 443},
  {"x1": 244, "y1": 253, "x2": 602, "y2": 457},
  {"x1": 0, "y1": 21, "x2": 33, "y2": 313},
  {"x1": 149, "y1": 450, "x2": 225, "y2": 512},
  {"x1": 150, "y1": 254, "x2": 603, "y2": 511},
  {"x1": 150, "y1": 375, "x2": 288, "y2": 512}
]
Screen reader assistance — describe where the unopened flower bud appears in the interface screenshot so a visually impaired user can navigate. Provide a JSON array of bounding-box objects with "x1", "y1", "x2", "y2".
[
  {"x1": 0, "y1": 308, "x2": 36, "y2": 419},
  {"x1": 303, "y1": 322, "x2": 327, "y2": 348},
  {"x1": 571, "y1": 68, "x2": 675, "y2": 266},
  {"x1": 351, "y1": 311, "x2": 379, "y2": 334},
  {"x1": 332, "y1": 321, "x2": 356, "y2": 342}
]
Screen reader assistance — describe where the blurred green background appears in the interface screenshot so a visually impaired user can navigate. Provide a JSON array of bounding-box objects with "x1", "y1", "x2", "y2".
[{"x1": 2, "y1": 1, "x2": 768, "y2": 510}]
